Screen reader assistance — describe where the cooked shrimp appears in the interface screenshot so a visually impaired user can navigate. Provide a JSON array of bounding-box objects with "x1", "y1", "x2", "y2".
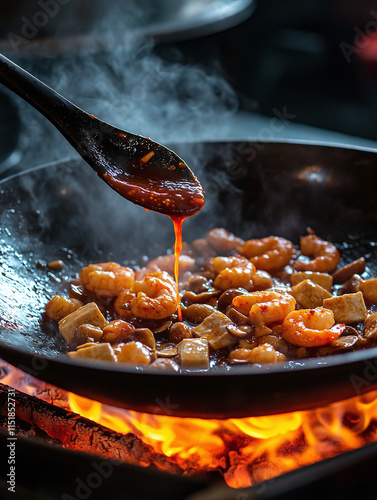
[
  {"x1": 114, "y1": 290, "x2": 135, "y2": 320},
  {"x1": 293, "y1": 234, "x2": 339, "y2": 273},
  {"x1": 232, "y1": 290, "x2": 296, "y2": 325},
  {"x1": 206, "y1": 227, "x2": 245, "y2": 254},
  {"x1": 135, "y1": 254, "x2": 195, "y2": 280},
  {"x1": 238, "y1": 236, "x2": 293, "y2": 272},
  {"x1": 79, "y1": 262, "x2": 134, "y2": 297},
  {"x1": 45, "y1": 296, "x2": 83, "y2": 321},
  {"x1": 247, "y1": 344, "x2": 286, "y2": 364},
  {"x1": 282, "y1": 307, "x2": 345, "y2": 347},
  {"x1": 212, "y1": 256, "x2": 256, "y2": 291},
  {"x1": 129, "y1": 271, "x2": 178, "y2": 320}
]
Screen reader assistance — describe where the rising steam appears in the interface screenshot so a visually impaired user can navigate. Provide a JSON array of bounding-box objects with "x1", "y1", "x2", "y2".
[{"x1": 13, "y1": 2, "x2": 238, "y2": 172}]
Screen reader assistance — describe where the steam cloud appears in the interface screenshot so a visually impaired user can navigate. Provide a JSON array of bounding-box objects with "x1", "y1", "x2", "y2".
[
  {"x1": 14, "y1": 2, "x2": 238, "y2": 172},
  {"x1": 1, "y1": 2, "x2": 244, "y2": 265}
]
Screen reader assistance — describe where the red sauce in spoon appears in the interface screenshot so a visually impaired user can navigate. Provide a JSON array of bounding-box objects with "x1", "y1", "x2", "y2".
[{"x1": 103, "y1": 159, "x2": 204, "y2": 318}]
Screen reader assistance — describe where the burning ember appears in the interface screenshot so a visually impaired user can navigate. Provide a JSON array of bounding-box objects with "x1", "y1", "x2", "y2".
[{"x1": 1, "y1": 359, "x2": 377, "y2": 489}]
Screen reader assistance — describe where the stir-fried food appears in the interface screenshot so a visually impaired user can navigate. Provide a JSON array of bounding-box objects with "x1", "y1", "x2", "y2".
[{"x1": 44, "y1": 228, "x2": 377, "y2": 371}]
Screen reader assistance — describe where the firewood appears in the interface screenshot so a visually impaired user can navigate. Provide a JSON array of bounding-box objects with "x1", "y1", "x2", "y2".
[{"x1": 0, "y1": 382, "x2": 182, "y2": 474}]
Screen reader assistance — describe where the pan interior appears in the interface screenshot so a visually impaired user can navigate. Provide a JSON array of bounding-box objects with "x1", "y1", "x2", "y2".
[{"x1": 1, "y1": 141, "x2": 377, "y2": 368}]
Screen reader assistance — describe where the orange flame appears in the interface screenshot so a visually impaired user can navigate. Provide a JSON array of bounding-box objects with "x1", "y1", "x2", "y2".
[
  {"x1": 68, "y1": 390, "x2": 377, "y2": 488},
  {"x1": 2, "y1": 360, "x2": 377, "y2": 488}
]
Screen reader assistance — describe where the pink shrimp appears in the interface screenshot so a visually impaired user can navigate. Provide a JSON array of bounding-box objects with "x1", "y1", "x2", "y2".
[
  {"x1": 212, "y1": 255, "x2": 256, "y2": 291},
  {"x1": 282, "y1": 307, "x2": 345, "y2": 347},
  {"x1": 293, "y1": 234, "x2": 339, "y2": 273},
  {"x1": 79, "y1": 262, "x2": 134, "y2": 297},
  {"x1": 124, "y1": 271, "x2": 178, "y2": 320},
  {"x1": 232, "y1": 290, "x2": 296, "y2": 326},
  {"x1": 238, "y1": 236, "x2": 293, "y2": 272}
]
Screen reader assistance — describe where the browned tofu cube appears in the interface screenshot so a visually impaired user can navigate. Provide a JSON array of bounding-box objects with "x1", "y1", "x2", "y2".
[
  {"x1": 290, "y1": 272, "x2": 333, "y2": 291},
  {"x1": 117, "y1": 341, "x2": 151, "y2": 365},
  {"x1": 59, "y1": 302, "x2": 107, "y2": 341},
  {"x1": 364, "y1": 313, "x2": 377, "y2": 339},
  {"x1": 68, "y1": 342, "x2": 116, "y2": 362},
  {"x1": 193, "y1": 311, "x2": 235, "y2": 349},
  {"x1": 291, "y1": 279, "x2": 332, "y2": 309},
  {"x1": 323, "y1": 292, "x2": 367, "y2": 324},
  {"x1": 177, "y1": 338, "x2": 209, "y2": 370},
  {"x1": 360, "y1": 278, "x2": 377, "y2": 303}
]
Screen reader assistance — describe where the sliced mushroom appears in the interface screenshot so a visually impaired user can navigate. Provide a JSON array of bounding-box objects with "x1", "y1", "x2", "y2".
[
  {"x1": 339, "y1": 274, "x2": 363, "y2": 295},
  {"x1": 364, "y1": 313, "x2": 377, "y2": 339},
  {"x1": 226, "y1": 324, "x2": 253, "y2": 338},
  {"x1": 330, "y1": 335, "x2": 359, "y2": 349},
  {"x1": 187, "y1": 274, "x2": 213, "y2": 294},
  {"x1": 316, "y1": 335, "x2": 358, "y2": 356},
  {"x1": 239, "y1": 337, "x2": 258, "y2": 349},
  {"x1": 258, "y1": 334, "x2": 289, "y2": 355},
  {"x1": 156, "y1": 343, "x2": 178, "y2": 358},
  {"x1": 217, "y1": 288, "x2": 249, "y2": 312},
  {"x1": 332, "y1": 258, "x2": 366, "y2": 284},
  {"x1": 183, "y1": 304, "x2": 217, "y2": 324},
  {"x1": 140, "y1": 319, "x2": 172, "y2": 334},
  {"x1": 181, "y1": 289, "x2": 220, "y2": 305},
  {"x1": 225, "y1": 306, "x2": 249, "y2": 325},
  {"x1": 128, "y1": 328, "x2": 156, "y2": 349}
]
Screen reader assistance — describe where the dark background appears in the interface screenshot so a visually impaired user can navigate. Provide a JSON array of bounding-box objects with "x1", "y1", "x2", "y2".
[{"x1": 2, "y1": 0, "x2": 377, "y2": 176}]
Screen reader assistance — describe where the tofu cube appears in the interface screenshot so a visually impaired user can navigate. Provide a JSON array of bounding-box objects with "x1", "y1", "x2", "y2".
[
  {"x1": 360, "y1": 278, "x2": 377, "y2": 303},
  {"x1": 68, "y1": 342, "x2": 116, "y2": 362},
  {"x1": 290, "y1": 272, "x2": 333, "y2": 291},
  {"x1": 364, "y1": 313, "x2": 377, "y2": 339},
  {"x1": 193, "y1": 311, "x2": 235, "y2": 349},
  {"x1": 323, "y1": 292, "x2": 367, "y2": 324},
  {"x1": 59, "y1": 302, "x2": 107, "y2": 341},
  {"x1": 177, "y1": 338, "x2": 209, "y2": 370},
  {"x1": 291, "y1": 279, "x2": 332, "y2": 309},
  {"x1": 117, "y1": 341, "x2": 151, "y2": 365}
]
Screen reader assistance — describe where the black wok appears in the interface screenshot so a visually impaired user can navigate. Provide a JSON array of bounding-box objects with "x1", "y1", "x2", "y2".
[{"x1": 1, "y1": 140, "x2": 377, "y2": 419}]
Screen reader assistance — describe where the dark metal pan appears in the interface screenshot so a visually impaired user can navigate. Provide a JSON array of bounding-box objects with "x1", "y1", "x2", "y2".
[{"x1": 1, "y1": 141, "x2": 377, "y2": 419}]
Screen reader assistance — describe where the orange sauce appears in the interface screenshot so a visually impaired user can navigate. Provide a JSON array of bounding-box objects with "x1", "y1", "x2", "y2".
[
  {"x1": 102, "y1": 163, "x2": 204, "y2": 318},
  {"x1": 171, "y1": 216, "x2": 186, "y2": 321}
]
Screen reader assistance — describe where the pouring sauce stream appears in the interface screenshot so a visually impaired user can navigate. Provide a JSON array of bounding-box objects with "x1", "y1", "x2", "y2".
[
  {"x1": 102, "y1": 166, "x2": 204, "y2": 317},
  {"x1": 172, "y1": 216, "x2": 186, "y2": 321}
]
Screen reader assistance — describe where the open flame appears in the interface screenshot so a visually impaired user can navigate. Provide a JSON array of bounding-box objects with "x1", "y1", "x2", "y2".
[
  {"x1": 2, "y1": 360, "x2": 377, "y2": 488},
  {"x1": 67, "y1": 391, "x2": 377, "y2": 488}
]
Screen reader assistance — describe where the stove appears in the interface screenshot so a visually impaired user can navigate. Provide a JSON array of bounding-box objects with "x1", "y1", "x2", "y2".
[{"x1": 2, "y1": 358, "x2": 377, "y2": 500}]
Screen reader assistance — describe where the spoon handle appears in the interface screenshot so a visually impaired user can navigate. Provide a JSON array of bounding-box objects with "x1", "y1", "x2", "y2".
[{"x1": 0, "y1": 53, "x2": 90, "y2": 151}]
